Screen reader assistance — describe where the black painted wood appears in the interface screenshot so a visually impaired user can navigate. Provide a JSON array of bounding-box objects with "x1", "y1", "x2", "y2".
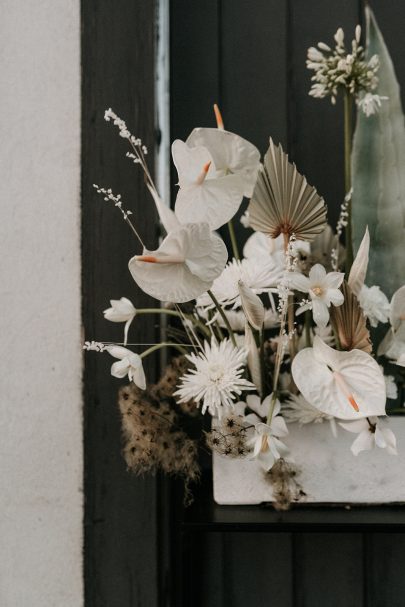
[{"x1": 82, "y1": 2, "x2": 160, "y2": 606}]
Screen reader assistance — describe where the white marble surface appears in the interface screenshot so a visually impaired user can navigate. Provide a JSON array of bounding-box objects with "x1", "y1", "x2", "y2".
[{"x1": 213, "y1": 418, "x2": 405, "y2": 505}]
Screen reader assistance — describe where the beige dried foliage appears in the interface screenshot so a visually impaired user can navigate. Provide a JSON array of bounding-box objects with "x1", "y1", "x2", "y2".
[
  {"x1": 206, "y1": 415, "x2": 251, "y2": 458},
  {"x1": 330, "y1": 281, "x2": 372, "y2": 353},
  {"x1": 268, "y1": 459, "x2": 306, "y2": 511},
  {"x1": 248, "y1": 138, "x2": 327, "y2": 242}
]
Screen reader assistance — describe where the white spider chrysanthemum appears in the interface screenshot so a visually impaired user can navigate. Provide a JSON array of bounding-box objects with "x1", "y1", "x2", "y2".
[
  {"x1": 197, "y1": 257, "x2": 283, "y2": 309},
  {"x1": 174, "y1": 339, "x2": 255, "y2": 416},
  {"x1": 357, "y1": 92, "x2": 388, "y2": 117},
  {"x1": 283, "y1": 393, "x2": 337, "y2": 436}
]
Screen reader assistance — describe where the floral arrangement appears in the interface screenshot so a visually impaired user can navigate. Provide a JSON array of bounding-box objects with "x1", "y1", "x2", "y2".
[{"x1": 84, "y1": 14, "x2": 405, "y2": 508}]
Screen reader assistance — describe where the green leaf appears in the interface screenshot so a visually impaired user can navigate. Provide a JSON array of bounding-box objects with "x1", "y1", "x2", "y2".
[{"x1": 351, "y1": 6, "x2": 405, "y2": 298}]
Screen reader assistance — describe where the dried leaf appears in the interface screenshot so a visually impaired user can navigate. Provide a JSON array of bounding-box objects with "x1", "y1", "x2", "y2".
[
  {"x1": 348, "y1": 227, "x2": 370, "y2": 297},
  {"x1": 238, "y1": 280, "x2": 264, "y2": 330},
  {"x1": 330, "y1": 282, "x2": 372, "y2": 353},
  {"x1": 244, "y1": 323, "x2": 262, "y2": 396},
  {"x1": 248, "y1": 138, "x2": 327, "y2": 242}
]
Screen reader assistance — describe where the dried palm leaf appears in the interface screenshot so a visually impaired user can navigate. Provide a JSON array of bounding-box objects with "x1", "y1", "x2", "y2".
[
  {"x1": 330, "y1": 281, "x2": 372, "y2": 353},
  {"x1": 248, "y1": 138, "x2": 327, "y2": 242}
]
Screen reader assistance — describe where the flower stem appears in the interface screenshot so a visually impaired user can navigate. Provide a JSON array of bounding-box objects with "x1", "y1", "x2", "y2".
[
  {"x1": 227, "y1": 219, "x2": 240, "y2": 260},
  {"x1": 207, "y1": 290, "x2": 237, "y2": 347},
  {"x1": 140, "y1": 341, "x2": 187, "y2": 358},
  {"x1": 135, "y1": 308, "x2": 210, "y2": 337},
  {"x1": 304, "y1": 309, "x2": 311, "y2": 348},
  {"x1": 259, "y1": 330, "x2": 266, "y2": 397},
  {"x1": 344, "y1": 90, "x2": 354, "y2": 273}
]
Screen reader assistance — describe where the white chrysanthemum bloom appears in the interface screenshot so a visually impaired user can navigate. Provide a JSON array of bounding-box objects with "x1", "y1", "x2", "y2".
[
  {"x1": 105, "y1": 345, "x2": 146, "y2": 390},
  {"x1": 283, "y1": 393, "x2": 337, "y2": 437},
  {"x1": 197, "y1": 257, "x2": 283, "y2": 309},
  {"x1": 172, "y1": 140, "x2": 245, "y2": 230},
  {"x1": 357, "y1": 285, "x2": 390, "y2": 327},
  {"x1": 289, "y1": 263, "x2": 344, "y2": 328},
  {"x1": 103, "y1": 297, "x2": 136, "y2": 345},
  {"x1": 186, "y1": 127, "x2": 261, "y2": 198},
  {"x1": 339, "y1": 417, "x2": 397, "y2": 456},
  {"x1": 244, "y1": 394, "x2": 290, "y2": 471},
  {"x1": 174, "y1": 339, "x2": 255, "y2": 417},
  {"x1": 357, "y1": 92, "x2": 388, "y2": 117},
  {"x1": 128, "y1": 222, "x2": 227, "y2": 303}
]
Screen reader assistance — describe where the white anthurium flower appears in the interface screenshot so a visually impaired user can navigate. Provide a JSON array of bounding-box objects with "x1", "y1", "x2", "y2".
[
  {"x1": 128, "y1": 222, "x2": 227, "y2": 303},
  {"x1": 289, "y1": 263, "x2": 344, "y2": 328},
  {"x1": 172, "y1": 139, "x2": 245, "y2": 230},
  {"x1": 103, "y1": 297, "x2": 136, "y2": 345},
  {"x1": 339, "y1": 417, "x2": 397, "y2": 456},
  {"x1": 186, "y1": 127, "x2": 261, "y2": 198},
  {"x1": 174, "y1": 339, "x2": 255, "y2": 417},
  {"x1": 243, "y1": 232, "x2": 309, "y2": 268},
  {"x1": 105, "y1": 345, "x2": 146, "y2": 390},
  {"x1": 244, "y1": 394, "x2": 290, "y2": 471},
  {"x1": 292, "y1": 336, "x2": 386, "y2": 420},
  {"x1": 358, "y1": 285, "x2": 390, "y2": 327},
  {"x1": 197, "y1": 257, "x2": 283, "y2": 309}
]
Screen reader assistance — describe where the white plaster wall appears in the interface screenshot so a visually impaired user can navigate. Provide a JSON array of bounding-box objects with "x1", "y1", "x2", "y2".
[{"x1": 0, "y1": 1, "x2": 82, "y2": 605}]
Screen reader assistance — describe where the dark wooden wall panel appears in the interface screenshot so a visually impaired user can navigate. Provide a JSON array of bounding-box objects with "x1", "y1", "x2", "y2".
[{"x1": 82, "y1": 1, "x2": 159, "y2": 605}]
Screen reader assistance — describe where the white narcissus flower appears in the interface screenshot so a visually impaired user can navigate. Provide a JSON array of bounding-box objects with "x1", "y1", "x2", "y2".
[
  {"x1": 128, "y1": 222, "x2": 227, "y2": 303},
  {"x1": 358, "y1": 285, "x2": 390, "y2": 327},
  {"x1": 105, "y1": 345, "x2": 146, "y2": 389},
  {"x1": 186, "y1": 127, "x2": 261, "y2": 198},
  {"x1": 103, "y1": 297, "x2": 136, "y2": 345},
  {"x1": 174, "y1": 339, "x2": 255, "y2": 417},
  {"x1": 244, "y1": 394, "x2": 290, "y2": 471},
  {"x1": 339, "y1": 417, "x2": 397, "y2": 456},
  {"x1": 172, "y1": 139, "x2": 245, "y2": 230},
  {"x1": 289, "y1": 263, "x2": 344, "y2": 327},
  {"x1": 292, "y1": 336, "x2": 386, "y2": 420}
]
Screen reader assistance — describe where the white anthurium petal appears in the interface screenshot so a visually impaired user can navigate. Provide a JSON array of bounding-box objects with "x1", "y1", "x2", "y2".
[
  {"x1": 377, "y1": 328, "x2": 395, "y2": 357},
  {"x1": 311, "y1": 298, "x2": 330, "y2": 328},
  {"x1": 171, "y1": 139, "x2": 215, "y2": 186},
  {"x1": 105, "y1": 345, "x2": 133, "y2": 360},
  {"x1": 350, "y1": 430, "x2": 375, "y2": 456},
  {"x1": 244, "y1": 323, "x2": 262, "y2": 395},
  {"x1": 186, "y1": 127, "x2": 261, "y2": 197},
  {"x1": 339, "y1": 419, "x2": 369, "y2": 434},
  {"x1": 174, "y1": 173, "x2": 245, "y2": 230},
  {"x1": 323, "y1": 271, "x2": 345, "y2": 290},
  {"x1": 287, "y1": 272, "x2": 311, "y2": 293},
  {"x1": 293, "y1": 337, "x2": 386, "y2": 420},
  {"x1": 128, "y1": 223, "x2": 227, "y2": 303},
  {"x1": 390, "y1": 285, "x2": 405, "y2": 330},
  {"x1": 348, "y1": 227, "x2": 370, "y2": 297},
  {"x1": 308, "y1": 263, "x2": 327, "y2": 285},
  {"x1": 110, "y1": 358, "x2": 130, "y2": 379},
  {"x1": 243, "y1": 231, "x2": 284, "y2": 259},
  {"x1": 146, "y1": 183, "x2": 180, "y2": 234},
  {"x1": 239, "y1": 281, "x2": 265, "y2": 330},
  {"x1": 270, "y1": 415, "x2": 289, "y2": 438}
]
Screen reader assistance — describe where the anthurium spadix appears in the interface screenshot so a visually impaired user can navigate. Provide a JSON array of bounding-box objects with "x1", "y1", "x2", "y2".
[
  {"x1": 186, "y1": 127, "x2": 261, "y2": 198},
  {"x1": 128, "y1": 222, "x2": 227, "y2": 303},
  {"x1": 172, "y1": 139, "x2": 246, "y2": 230},
  {"x1": 292, "y1": 336, "x2": 386, "y2": 420}
]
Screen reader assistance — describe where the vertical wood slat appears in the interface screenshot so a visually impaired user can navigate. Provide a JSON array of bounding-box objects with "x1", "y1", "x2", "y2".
[{"x1": 82, "y1": 2, "x2": 159, "y2": 606}]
